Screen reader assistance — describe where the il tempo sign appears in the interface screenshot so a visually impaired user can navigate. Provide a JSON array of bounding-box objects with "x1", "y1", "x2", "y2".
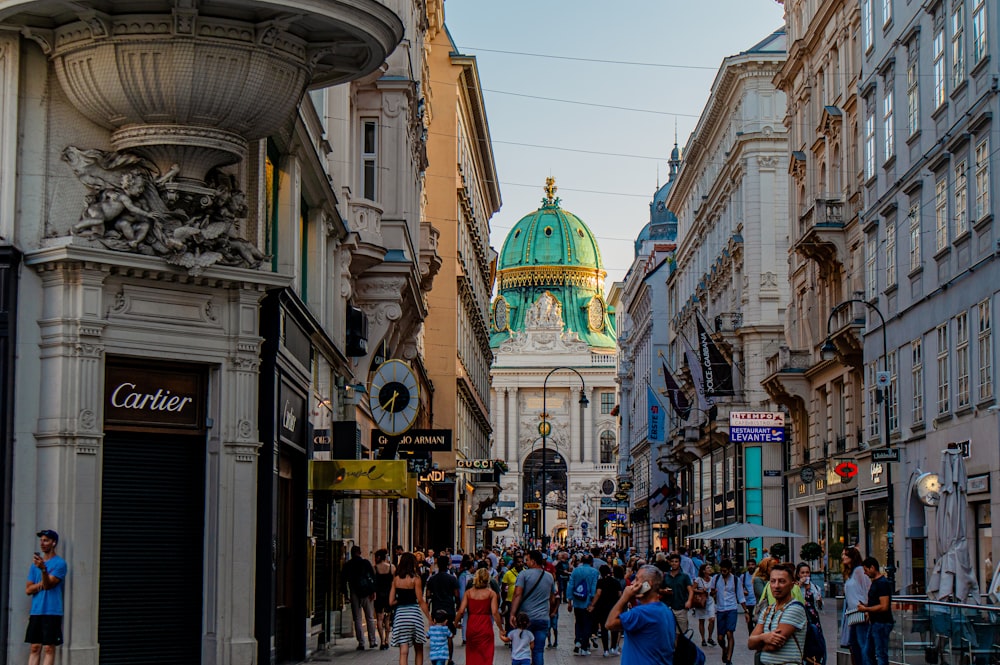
[{"x1": 729, "y1": 411, "x2": 785, "y2": 443}]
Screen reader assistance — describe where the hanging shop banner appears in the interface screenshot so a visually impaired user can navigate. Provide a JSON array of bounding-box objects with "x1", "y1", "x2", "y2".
[
  {"x1": 647, "y1": 385, "x2": 665, "y2": 444},
  {"x1": 308, "y1": 460, "x2": 407, "y2": 494},
  {"x1": 374, "y1": 429, "x2": 453, "y2": 453},
  {"x1": 456, "y1": 459, "x2": 495, "y2": 472}
]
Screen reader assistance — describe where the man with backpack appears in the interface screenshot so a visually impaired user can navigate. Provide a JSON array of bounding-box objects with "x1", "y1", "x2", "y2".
[
  {"x1": 748, "y1": 563, "x2": 807, "y2": 665},
  {"x1": 567, "y1": 554, "x2": 599, "y2": 655},
  {"x1": 342, "y1": 546, "x2": 378, "y2": 650},
  {"x1": 710, "y1": 559, "x2": 746, "y2": 665},
  {"x1": 740, "y1": 559, "x2": 757, "y2": 633}
]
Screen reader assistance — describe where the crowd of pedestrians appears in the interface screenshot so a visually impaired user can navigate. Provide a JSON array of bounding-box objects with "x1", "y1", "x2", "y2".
[{"x1": 339, "y1": 541, "x2": 894, "y2": 665}]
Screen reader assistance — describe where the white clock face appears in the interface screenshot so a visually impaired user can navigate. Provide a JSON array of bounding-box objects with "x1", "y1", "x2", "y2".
[
  {"x1": 493, "y1": 297, "x2": 509, "y2": 331},
  {"x1": 368, "y1": 360, "x2": 420, "y2": 436},
  {"x1": 588, "y1": 296, "x2": 605, "y2": 331}
]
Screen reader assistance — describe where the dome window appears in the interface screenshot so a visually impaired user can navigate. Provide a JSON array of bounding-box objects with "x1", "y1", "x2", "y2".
[
  {"x1": 577, "y1": 228, "x2": 585, "y2": 237},
  {"x1": 544, "y1": 226, "x2": 553, "y2": 236},
  {"x1": 514, "y1": 229, "x2": 521, "y2": 238}
]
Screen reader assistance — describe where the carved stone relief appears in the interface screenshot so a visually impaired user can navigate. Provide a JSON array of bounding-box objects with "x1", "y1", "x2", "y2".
[{"x1": 63, "y1": 146, "x2": 266, "y2": 275}]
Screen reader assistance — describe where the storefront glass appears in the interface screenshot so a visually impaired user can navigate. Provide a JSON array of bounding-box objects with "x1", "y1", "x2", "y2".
[
  {"x1": 865, "y1": 501, "x2": 888, "y2": 567},
  {"x1": 976, "y1": 502, "x2": 993, "y2": 590}
]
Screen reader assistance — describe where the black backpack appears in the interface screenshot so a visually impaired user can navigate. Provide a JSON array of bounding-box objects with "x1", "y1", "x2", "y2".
[
  {"x1": 787, "y1": 600, "x2": 826, "y2": 665},
  {"x1": 674, "y1": 630, "x2": 706, "y2": 665}
]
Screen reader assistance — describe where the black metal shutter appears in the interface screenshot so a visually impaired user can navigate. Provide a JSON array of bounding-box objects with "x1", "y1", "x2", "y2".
[{"x1": 98, "y1": 434, "x2": 205, "y2": 664}]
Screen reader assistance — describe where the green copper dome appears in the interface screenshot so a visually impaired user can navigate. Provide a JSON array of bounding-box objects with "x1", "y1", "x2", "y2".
[{"x1": 490, "y1": 178, "x2": 616, "y2": 350}]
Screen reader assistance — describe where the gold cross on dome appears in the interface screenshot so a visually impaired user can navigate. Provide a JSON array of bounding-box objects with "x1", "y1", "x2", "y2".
[{"x1": 544, "y1": 177, "x2": 557, "y2": 201}]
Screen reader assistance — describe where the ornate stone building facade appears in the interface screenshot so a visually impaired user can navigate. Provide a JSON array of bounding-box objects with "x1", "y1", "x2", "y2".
[
  {"x1": 664, "y1": 30, "x2": 790, "y2": 558},
  {"x1": 423, "y1": 1, "x2": 501, "y2": 553},
  {"x1": 0, "y1": 0, "x2": 442, "y2": 663},
  {"x1": 489, "y1": 184, "x2": 618, "y2": 546},
  {"x1": 768, "y1": 0, "x2": 865, "y2": 589}
]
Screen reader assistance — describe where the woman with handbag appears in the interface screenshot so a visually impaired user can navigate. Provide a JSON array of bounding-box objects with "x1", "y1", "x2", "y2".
[
  {"x1": 693, "y1": 563, "x2": 717, "y2": 647},
  {"x1": 840, "y1": 547, "x2": 871, "y2": 665}
]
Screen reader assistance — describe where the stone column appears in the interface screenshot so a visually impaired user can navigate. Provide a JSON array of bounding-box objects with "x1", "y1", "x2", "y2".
[
  {"x1": 32, "y1": 261, "x2": 108, "y2": 665},
  {"x1": 507, "y1": 387, "x2": 518, "y2": 469},
  {"x1": 584, "y1": 387, "x2": 595, "y2": 464}
]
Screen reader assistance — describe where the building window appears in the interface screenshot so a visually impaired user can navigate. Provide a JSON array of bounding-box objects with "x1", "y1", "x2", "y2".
[
  {"x1": 862, "y1": 0, "x2": 874, "y2": 52},
  {"x1": 957, "y1": 311, "x2": 971, "y2": 408},
  {"x1": 975, "y1": 138, "x2": 990, "y2": 221},
  {"x1": 888, "y1": 350, "x2": 899, "y2": 432},
  {"x1": 935, "y1": 177, "x2": 949, "y2": 250},
  {"x1": 883, "y1": 88, "x2": 894, "y2": 160},
  {"x1": 882, "y1": 0, "x2": 892, "y2": 27},
  {"x1": 907, "y1": 58, "x2": 920, "y2": 135},
  {"x1": 952, "y1": 4, "x2": 965, "y2": 88},
  {"x1": 868, "y1": 362, "x2": 881, "y2": 440},
  {"x1": 361, "y1": 119, "x2": 378, "y2": 200},
  {"x1": 912, "y1": 339, "x2": 924, "y2": 424},
  {"x1": 972, "y1": 0, "x2": 987, "y2": 63},
  {"x1": 933, "y1": 24, "x2": 946, "y2": 108},
  {"x1": 600, "y1": 391, "x2": 615, "y2": 414},
  {"x1": 866, "y1": 234, "x2": 878, "y2": 299},
  {"x1": 979, "y1": 299, "x2": 993, "y2": 401},
  {"x1": 955, "y1": 161, "x2": 968, "y2": 238},
  {"x1": 909, "y1": 201, "x2": 922, "y2": 272},
  {"x1": 886, "y1": 216, "x2": 896, "y2": 288},
  {"x1": 865, "y1": 105, "x2": 876, "y2": 180},
  {"x1": 600, "y1": 431, "x2": 615, "y2": 464},
  {"x1": 937, "y1": 323, "x2": 951, "y2": 415}
]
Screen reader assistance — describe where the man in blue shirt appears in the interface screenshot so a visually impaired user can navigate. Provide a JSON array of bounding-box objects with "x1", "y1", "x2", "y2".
[
  {"x1": 566, "y1": 554, "x2": 599, "y2": 655},
  {"x1": 606, "y1": 565, "x2": 676, "y2": 664},
  {"x1": 26, "y1": 529, "x2": 67, "y2": 665}
]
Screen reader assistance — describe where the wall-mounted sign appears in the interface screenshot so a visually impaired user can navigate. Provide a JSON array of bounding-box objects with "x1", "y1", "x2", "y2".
[
  {"x1": 374, "y1": 429, "x2": 452, "y2": 453},
  {"x1": 870, "y1": 462, "x2": 884, "y2": 484},
  {"x1": 105, "y1": 359, "x2": 206, "y2": 433},
  {"x1": 497, "y1": 500, "x2": 516, "y2": 508},
  {"x1": 524, "y1": 502, "x2": 541, "y2": 510},
  {"x1": 871, "y1": 448, "x2": 899, "y2": 462},
  {"x1": 456, "y1": 459, "x2": 495, "y2": 472},
  {"x1": 763, "y1": 470, "x2": 782, "y2": 477},
  {"x1": 486, "y1": 518, "x2": 510, "y2": 531},
  {"x1": 605, "y1": 513, "x2": 628, "y2": 523},
  {"x1": 618, "y1": 481, "x2": 634, "y2": 491},
  {"x1": 614, "y1": 492, "x2": 629, "y2": 501},
  {"x1": 730, "y1": 426, "x2": 785, "y2": 443},
  {"x1": 730, "y1": 412, "x2": 785, "y2": 427},
  {"x1": 313, "y1": 429, "x2": 331, "y2": 451},
  {"x1": 418, "y1": 469, "x2": 447, "y2": 483},
  {"x1": 308, "y1": 460, "x2": 407, "y2": 494},
  {"x1": 279, "y1": 382, "x2": 306, "y2": 444},
  {"x1": 968, "y1": 473, "x2": 990, "y2": 495},
  {"x1": 835, "y1": 461, "x2": 859, "y2": 479}
]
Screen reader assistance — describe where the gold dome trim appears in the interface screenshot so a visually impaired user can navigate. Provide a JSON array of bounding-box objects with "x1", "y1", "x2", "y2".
[{"x1": 496, "y1": 265, "x2": 606, "y2": 291}]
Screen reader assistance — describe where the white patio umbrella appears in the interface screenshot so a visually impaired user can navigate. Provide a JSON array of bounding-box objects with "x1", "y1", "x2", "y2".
[
  {"x1": 926, "y1": 446, "x2": 980, "y2": 604},
  {"x1": 688, "y1": 522, "x2": 804, "y2": 540}
]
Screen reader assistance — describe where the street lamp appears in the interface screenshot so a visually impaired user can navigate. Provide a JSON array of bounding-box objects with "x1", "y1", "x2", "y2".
[
  {"x1": 541, "y1": 367, "x2": 589, "y2": 549},
  {"x1": 822, "y1": 298, "x2": 895, "y2": 587}
]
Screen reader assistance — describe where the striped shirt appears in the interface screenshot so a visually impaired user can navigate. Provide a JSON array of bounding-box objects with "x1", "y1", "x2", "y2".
[{"x1": 758, "y1": 600, "x2": 807, "y2": 665}]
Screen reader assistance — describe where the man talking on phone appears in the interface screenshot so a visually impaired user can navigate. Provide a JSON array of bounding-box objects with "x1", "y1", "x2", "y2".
[
  {"x1": 26, "y1": 530, "x2": 67, "y2": 665},
  {"x1": 606, "y1": 565, "x2": 676, "y2": 665}
]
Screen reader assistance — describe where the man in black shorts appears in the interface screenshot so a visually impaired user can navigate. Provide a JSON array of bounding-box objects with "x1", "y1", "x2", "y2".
[
  {"x1": 425, "y1": 554, "x2": 459, "y2": 665},
  {"x1": 26, "y1": 529, "x2": 67, "y2": 665}
]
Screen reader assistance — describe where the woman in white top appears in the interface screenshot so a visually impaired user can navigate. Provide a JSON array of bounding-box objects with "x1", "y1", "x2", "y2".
[
  {"x1": 840, "y1": 546, "x2": 871, "y2": 665},
  {"x1": 693, "y1": 563, "x2": 717, "y2": 646}
]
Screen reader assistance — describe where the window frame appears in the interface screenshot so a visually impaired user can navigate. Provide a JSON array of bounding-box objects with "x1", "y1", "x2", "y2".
[
  {"x1": 935, "y1": 177, "x2": 949, "y2": 251},
  {"x1": 955, "y1": 160, "x2": 968, "y2": 238},
  {"x1": 883, "y1": 87, "x2": 895, "y2": 160},
  {"x1": 975, "y1": 138, "x2": 990, "y2": 221},
  {"x1": 933, "y1": 23, "x2": 946, "y2": 108},
  {"x1": 957, "y1": 311, "x2": 971, "y2": 408},
  {"x1": 952, "y1": 4, "x2": 965, "y2": 88},
  {"x1": 361, "y1": 118, "x2": 378, "y2": 201},
  {"x1": 886, "y1": 215, "x2": 896, "y2": 288},
  {"x1": 937, "y1": 323, "x2": 951, "y2": 415},
  {"x1": 979, "y1": 299, "x2": 993, "y2": 401},
  {"x1": 865, "y1": 103, "x2": 877, "y2": 180},
  {"x1": 906, "y1": 57, "x2": 920, "y2": 135},
  {"x1": 909, "y1": 201, "x2": 922, "y2": 272},
  {"x1": 600, "y1": 391, "x2": 615, "y2": 415},
  {"x1": 912, "y1": 338, "x2": 924, "y2": 425},
  {"x1": 972, "y1": 0, "x2": 987, "y2": 63}
]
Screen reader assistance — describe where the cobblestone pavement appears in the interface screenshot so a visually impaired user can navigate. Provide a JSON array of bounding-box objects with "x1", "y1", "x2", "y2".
[{"x1": 312, "y1": 602, "x2": 842, "y2": 664}]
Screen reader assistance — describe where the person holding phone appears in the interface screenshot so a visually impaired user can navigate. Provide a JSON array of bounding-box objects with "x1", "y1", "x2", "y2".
[
  {"x1": 25, "y1": 530, "x2": 67, "y2": 665},
  {"x1": 606, "y1": 565, "x2": 677, "y2": 665}
]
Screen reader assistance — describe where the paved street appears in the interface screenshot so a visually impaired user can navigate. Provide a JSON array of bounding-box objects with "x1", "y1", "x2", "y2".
[{"x1": 312, "y1": 603, "x2": 842, "y2": 664}]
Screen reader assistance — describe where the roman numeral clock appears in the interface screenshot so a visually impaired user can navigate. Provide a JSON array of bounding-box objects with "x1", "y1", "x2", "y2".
[{"x1": 368, "y1": 359, "x2": 420, "y2": 436}]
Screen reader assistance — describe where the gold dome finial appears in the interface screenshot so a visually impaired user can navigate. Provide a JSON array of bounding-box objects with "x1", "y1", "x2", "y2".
[{"x1": 543, "y1": 177, "x2": 558, "y2": 206}]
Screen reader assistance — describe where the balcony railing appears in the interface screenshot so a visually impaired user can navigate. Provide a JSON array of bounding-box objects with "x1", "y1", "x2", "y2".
[
  {"x1": 591, "y1": 353, "x2": 616, "y2": 366},
  {"x1": 793, "y1": 197, "x2": 848, "y2": 270}
]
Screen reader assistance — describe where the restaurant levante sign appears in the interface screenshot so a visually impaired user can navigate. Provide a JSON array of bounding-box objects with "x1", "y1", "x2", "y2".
[{"x1": 309, "y1": 460, "x2": 408, "y2": 495}]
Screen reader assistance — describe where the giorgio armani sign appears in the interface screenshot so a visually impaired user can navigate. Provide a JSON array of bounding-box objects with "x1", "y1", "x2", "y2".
[{"x1": 104, "y1": 359, "x2": 206, "y2": 433}]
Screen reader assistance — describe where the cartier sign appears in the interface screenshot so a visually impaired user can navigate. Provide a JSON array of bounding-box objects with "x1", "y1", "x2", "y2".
[{"x1": 105, "y1": 359, "x2": 206, "y2": 432}]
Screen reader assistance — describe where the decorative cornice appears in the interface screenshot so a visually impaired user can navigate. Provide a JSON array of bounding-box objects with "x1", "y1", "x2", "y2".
[{"x1": 497, "y1": 265, "x2": 606, "y2": 291}]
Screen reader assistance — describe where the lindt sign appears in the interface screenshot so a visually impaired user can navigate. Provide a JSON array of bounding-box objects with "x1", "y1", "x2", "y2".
[{"x1": 104, "y1": 360, "x2": 205, "y2": 432}]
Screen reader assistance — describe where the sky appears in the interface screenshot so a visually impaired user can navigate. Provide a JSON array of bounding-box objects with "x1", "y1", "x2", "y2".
[{"x1": 444, "y1": 0, "x2": 786, "y2": 288}]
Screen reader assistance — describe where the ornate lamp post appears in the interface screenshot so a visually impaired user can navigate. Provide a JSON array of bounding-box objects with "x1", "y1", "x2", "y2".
[
  {"x1": 821, "y1": 299, "x2": 895, "y2": 587},
  {"x1": 541, "y1": 366, "x2": 589, "y2": 549}
]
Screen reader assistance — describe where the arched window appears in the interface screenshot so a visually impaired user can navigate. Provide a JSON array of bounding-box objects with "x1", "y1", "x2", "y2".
[{"x1": 600, "y1": 431, "x2": 616, "y2": 464}]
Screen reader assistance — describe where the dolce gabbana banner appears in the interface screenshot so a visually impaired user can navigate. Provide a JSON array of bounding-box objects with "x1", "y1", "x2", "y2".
[{"x1": 104, "y1": 358, "x2": 206, "y2": 433}]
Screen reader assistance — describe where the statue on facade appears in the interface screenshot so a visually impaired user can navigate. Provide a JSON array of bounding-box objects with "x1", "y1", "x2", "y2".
[{"x1": 63, "y1": 146, "x2": 266, "y2": 275}]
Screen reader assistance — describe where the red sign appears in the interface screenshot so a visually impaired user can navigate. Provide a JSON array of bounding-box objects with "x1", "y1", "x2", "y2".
[{"x1": 834, "y1": 461, "x2": 859, "y2": 479}]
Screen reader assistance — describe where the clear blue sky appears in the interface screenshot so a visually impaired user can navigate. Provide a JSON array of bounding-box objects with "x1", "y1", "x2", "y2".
[{"x1": 444, "y1": 0, "x2": 785, "y2": 286}]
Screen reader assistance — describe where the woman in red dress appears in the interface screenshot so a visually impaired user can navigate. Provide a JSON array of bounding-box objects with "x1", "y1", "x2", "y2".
[{"x1": 455, "y1": 568, "x2": 507, "y2": 665}]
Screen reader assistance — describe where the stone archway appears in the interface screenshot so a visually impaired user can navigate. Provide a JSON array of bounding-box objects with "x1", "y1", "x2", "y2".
[{"x1": 522, "y1": 448, "x2": 568, "y2": 543}]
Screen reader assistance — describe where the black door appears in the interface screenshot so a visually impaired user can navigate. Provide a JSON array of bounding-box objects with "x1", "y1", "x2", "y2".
[{"x1": 98, "y1": 433, "x2": 205, "y2": 664}]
